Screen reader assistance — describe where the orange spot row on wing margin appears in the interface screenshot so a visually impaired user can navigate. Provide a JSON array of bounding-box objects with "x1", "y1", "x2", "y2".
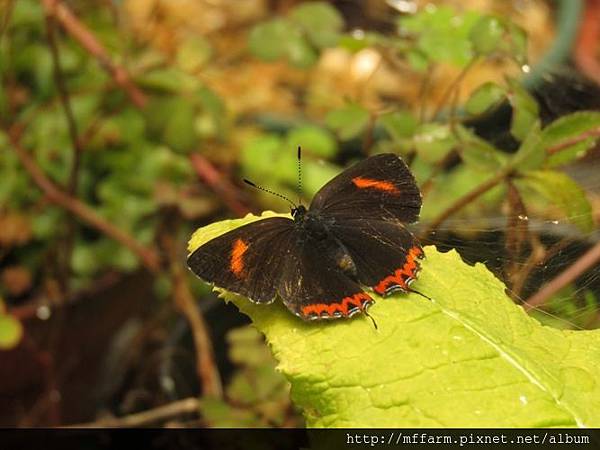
[
  {"x1": 301, "y1": 292, "x2": 372, "y2": 318},
  {"x1": 374, "y1": 246, "x2": 423, "y2": 294}
]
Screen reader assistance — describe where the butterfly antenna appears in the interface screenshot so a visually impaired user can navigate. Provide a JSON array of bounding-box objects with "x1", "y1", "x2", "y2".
[
  {"x1": 297, "y1": 146, "x2": 303, "y2": 205},
  {"x1": 408, "y1": 287, "x2": 432, "y2": 301},
  {"x1": 364, "y1": 309, "x2": 378, "y2": 330},
  {"x1": 243, "y1": 179, "x2": 297, "y2": 209}
]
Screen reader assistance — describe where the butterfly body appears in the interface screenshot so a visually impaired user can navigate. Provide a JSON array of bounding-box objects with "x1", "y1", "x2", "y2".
[{"x1": 188, "y1": 153, "x2": 424, "y2": 321}]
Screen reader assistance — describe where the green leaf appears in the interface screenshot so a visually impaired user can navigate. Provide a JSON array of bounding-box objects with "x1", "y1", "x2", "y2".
[
  {"x1": 507, "y1": 79, "x2": 539, "y2": 141},
  {"x1": 406, "y1": 49, "x2": 430, "y2": 72},
  {"x1": 464, "y1": 82, "x2": 505, "y2": 115},
  {"x1": 469, "y1": 16, "x2": 505, "y2": 55},
  {"x1": 420, "y1": 165, "x2": 506, "y2": 224},
  {"x1": 399, "y1": 7, "x2": 481, "y2": 66},
  {"x1": 286, "y1": 126, "x2": 337, "y2": 158},
  {"x1": 506, "y1": 23, "x2": 528, "y2": 66},
  {"x1": 146, "y1": 97, "x2": 197, "y2": 153},
  {"x1": 189, "y1": 214, "x2": 600, "y2": 427},
  {"x1": 248, "y1": 19, "x2": 318, "y2": 68},
  {"x1": 285, "y1": 32, "x2": 319, "y2": 68},
  {"x1": 377, "y1": 110, "x2": 418, "y2": 141},
  {"x1": 511, "y1": 121, "x2": 545, "y2": 171},
  {"x1": 516, "y1": 170, "x2": 594, "y2": 233},
  {"x1": 176, "y1": 36, "x2": 212, "y2": 72},
  {"x1": 248, "y1": 19, "x2": 291, "y2": 61},
  {"x1": 290, "y1": 2, "x2": 343, "y2": 49},
  {"x1": 0, "y1": 314, "x2": 24, "y2": 350},
  {"x1": 302, "y1": 159, "x2": 341, "y2": 198},
  {"x1": 241, "y1": 134, "x2": 289, "y2": 182},
  {"x1": 413, "y1": 123, "x2": 457, "y2": 163},
  {"x1": 455, "y1": 125, "x2": 508, "y2": 170},
  {"x1": 325, "y1": 104, "x2": 370, "y2": 140},
  {"x1": 541, "y1": 111, "x2": 600, "y2": 167},
  {"x1": 338, "y1": 31, "x2": 381, "y2": 53}
]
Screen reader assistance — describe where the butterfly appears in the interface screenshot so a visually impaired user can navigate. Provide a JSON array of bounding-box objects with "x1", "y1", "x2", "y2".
[{"x1": 187, "y1": 152, "x2": 424, "y2": 321}]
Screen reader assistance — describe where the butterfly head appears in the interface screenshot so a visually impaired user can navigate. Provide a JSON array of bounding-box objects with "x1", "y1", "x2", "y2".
[{"x1": 292, "y1": 204, "x2": 307, "y2": 222}]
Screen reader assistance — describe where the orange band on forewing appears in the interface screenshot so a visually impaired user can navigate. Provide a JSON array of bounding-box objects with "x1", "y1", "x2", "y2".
[
  {"x1": 374, "y1": 246, "x2": 423, "y2": 294},
  {"x1": 301, "y1": 292, "x2": 372, "y2": 318},
  {"x1": 352, "y1": 177, "x2": 400, "y2": 194},
  {"x1": 230, "y1": 238, "x2": 249, "y2": 277}
]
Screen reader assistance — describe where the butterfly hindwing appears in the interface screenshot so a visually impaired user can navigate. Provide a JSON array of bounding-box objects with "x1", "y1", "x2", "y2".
[
  {"x1": 187, "y1": 217, "x2": 295, "y2": 303},
  {"x1": 328, "y1": 218, "x2": 424, "y2": 296},
  {"x1": 277, "y1": 230, "x2": 374, "y2": 320},
  {"x1": 310, "y1": 153, "x2": 422, "y2": 223}
]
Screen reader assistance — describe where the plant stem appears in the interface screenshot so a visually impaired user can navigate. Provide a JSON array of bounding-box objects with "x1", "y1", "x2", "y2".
[
  {"x1": 421, "y1": 168, "x2": 511, "y2": 238},
  {"x1": 41, "y1": 0, "x2": 147, "y2": 108},
  {"x1": 7, "y1": 130, "x2": 160, "y2": 273},
  {"x1": 524, "y1": 239, "x2": 600, "y2": 310},
  {"x1": 158, "y1": 224, "x2": 223, "y2": 399},
  {"x1": 68, "y1": 397, "x2": 201, "y2": 427},
  {"x1": 430, "y1": 57, "x2": 479, "y2": 121},
  {"x1": 190, "y1": 153, "x2": 250, "y2": 217}
]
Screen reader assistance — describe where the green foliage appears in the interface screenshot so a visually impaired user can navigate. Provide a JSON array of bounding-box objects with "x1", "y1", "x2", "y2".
[
  {"x1": 532, "y1": 287, "x2": 600, "y2": 330},
  {"x1": 516, "y1": 171, "x2": 594, "y2": 233},
  {"x1": 377, "y1": 110, "x2": 418, "y2": 142},
  {"x1": 286, "y1": 126, "x2": 337, "y2": 158},
  {"x1": 399, "y1": 6, "x2": 481, "y2": 67},
  {"x1": 469, "y1": 16, "x2": 527, "y2": 64},
  {"x1": 507, "y1": 78, "x2": 539, "y2": 141},
  {"x1": 541, "y1": 112, "x2": 600, "y2": 167},
  {"x1": 325, "y1": 104, "x2": 370, "y2": 141},
  {"x1": 289, "y1": 2, "x2": 343, "y2": 49},
  {"x1": 0, "y1": 300, "x2": 23, "y2": 350},
  {"x1": 241, "y1": 130, "x2": 340, "y2": 201},
  {"x1": 248, "y1": 2, "x2": 342, "y2": 68},
  {"x1": 189, "y1": 214, "x2": 600, "y2": 427},
  {"x1": 199, "y1": 325, "x2": 299, "y2": 427},
  {"x1": 455, "y1": 125, "x2": 509, "y2": 170},
  {"x1": 413, "y1": 123, "x2": 457, "y2": 163},
  {"x1": 1, "y1": 2, "x2": 214, "y2": 284},
  {"x1": 464, "y1": 82, "x2": 505, "y2": 115}
]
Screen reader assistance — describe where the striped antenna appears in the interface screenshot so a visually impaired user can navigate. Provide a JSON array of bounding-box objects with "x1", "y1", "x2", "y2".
[
  {"x1": 297, "y1": 146, "x2": 303, "y2": 205},
  {"x1": 243, "y1": 179, "x2": 297, "y2": 209}
]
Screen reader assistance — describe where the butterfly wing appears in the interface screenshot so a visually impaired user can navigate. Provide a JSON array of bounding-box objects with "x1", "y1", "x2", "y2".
[
  {"x1": 310, "y1": 153, "x2": 422, "y2": 223},
  {"x1": 277, "y1": 231, "x2": 374, "y2": 320},
  {"x1": 187, "y1": 217, "x2": 295, "y2": 304},
  {"x1": 328, "y1": 218, "x2": 424, "y2": 296}
]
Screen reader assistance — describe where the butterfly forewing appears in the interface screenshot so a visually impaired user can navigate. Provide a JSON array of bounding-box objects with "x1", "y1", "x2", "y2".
[
  {"x1": 187, "y1": 217, "x2": 295, "y2": 303},
  {"x1": 310, "y1": 153, "x2": 421, "y2": 223}
]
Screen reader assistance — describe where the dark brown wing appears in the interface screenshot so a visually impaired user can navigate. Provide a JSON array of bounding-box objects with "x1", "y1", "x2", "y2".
[
  {"x1": 309, "y1": 153, "x2": 422, "y2": 223},
  {"x1": 187, "y1": 218, "x2": 295, "y2": 304},
  {"x1": 277, "y1": 231, "x2": 374, "y2": 320},
  {"x1": 328, "y1": 218, "x2": 424, "y2": 296}
]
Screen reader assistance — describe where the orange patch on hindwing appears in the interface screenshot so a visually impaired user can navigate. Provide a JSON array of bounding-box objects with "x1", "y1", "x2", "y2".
[
  {"x1": 230, "y1": 239, "x2": 249, "y2": 277},
  {"x1": 374, "y1": 246, "x2": 423, "y2": 295},
  {"x1": 352, "y1": 176, "x2": 400, "y2": 194},
  {"x1": 301, "y1": 292, "x2": 373, "y2": 318}
]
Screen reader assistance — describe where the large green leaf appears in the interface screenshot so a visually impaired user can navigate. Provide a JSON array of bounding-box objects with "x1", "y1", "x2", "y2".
[{"x1": 189, "y1": 213, "x2": 600, "y2": 427}]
